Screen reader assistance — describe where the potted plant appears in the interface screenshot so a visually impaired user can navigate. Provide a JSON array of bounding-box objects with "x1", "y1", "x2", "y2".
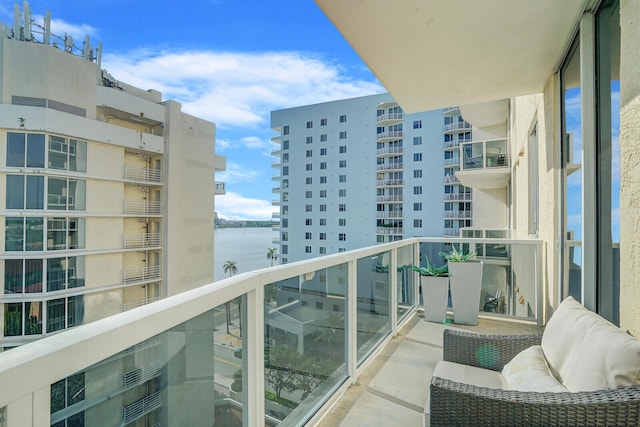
[
  {"x1": 440, "y1": 244, "x2": 483, "y2": 325},
  {"x1": 412, "y1": 257, "x2": 449, "y2": 323}
]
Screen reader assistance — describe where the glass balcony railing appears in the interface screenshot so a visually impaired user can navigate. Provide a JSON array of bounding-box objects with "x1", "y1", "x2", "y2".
[
  {"x1": 460, "y1": 139, "x2": 509, "y2": 170},
  {"x1": 0, "y1": 237, "x2": 541, "y2": 427}
]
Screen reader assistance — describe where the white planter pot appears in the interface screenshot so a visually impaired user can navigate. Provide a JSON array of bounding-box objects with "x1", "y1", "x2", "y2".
[
  {"x1": 448, "y1": 261, "x2": 483, "y2": 325},
  {"x1": 421, "y1": 275, "x2": 449, "y2": 323}
]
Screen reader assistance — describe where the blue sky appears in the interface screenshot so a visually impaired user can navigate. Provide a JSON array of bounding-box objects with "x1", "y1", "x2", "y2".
[{"x1": 8, "y1": 0, "x2": 384, "y2": 220}]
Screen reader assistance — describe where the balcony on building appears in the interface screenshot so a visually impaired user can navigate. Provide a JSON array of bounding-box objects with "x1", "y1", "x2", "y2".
[
  {"x1": 215, "y1": 181, "x2": 226, "y2": 195},
  {"x1": 455, "y1": 139, "x2": 510, "y2": 189},
  {"x1": 376, "y1": 162, "x2": 403, "y2": 172},
  {"x1": 375, "y1": 130, "x2": 404, "y2": 142}
]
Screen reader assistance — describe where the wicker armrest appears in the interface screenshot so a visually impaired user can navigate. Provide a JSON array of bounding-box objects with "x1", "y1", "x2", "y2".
[
  {"x1": 443, "y1": 329, "x2": 543, "y2": 371},
  {"x1": 430, "y1": 378, "x2": 640, "y2": 427}
]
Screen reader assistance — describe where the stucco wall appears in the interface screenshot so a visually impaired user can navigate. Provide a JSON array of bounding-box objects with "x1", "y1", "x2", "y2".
[{"x1": 619, "y1": 0, "x2": 640, "y2": 337}]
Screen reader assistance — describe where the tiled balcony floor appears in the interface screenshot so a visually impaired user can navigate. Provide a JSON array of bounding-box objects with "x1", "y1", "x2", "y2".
[{"x1": 316, "y1": 313, "x2": 543, "y2": 427}]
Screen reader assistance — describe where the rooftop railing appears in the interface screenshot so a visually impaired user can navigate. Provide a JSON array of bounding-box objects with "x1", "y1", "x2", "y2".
[{"x1": 0, "y1": 237, "x2": 542, "y2": 427}]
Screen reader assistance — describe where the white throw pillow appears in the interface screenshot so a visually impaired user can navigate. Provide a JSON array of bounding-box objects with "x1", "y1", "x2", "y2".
[{"x1": 502, "y1": 345, "x2": 568, "y2": 393}]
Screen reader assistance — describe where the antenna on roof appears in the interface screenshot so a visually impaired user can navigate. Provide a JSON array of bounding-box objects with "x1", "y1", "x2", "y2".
[
  {"x1": 13, "y1": 3, "x2": 20, "y2": 40},
  {"x1": 22, "y1": 1, "x2": 31, "y2": 41},
  {"x1": 44, "y1": 10, "x2": 51, "y2": 44}
]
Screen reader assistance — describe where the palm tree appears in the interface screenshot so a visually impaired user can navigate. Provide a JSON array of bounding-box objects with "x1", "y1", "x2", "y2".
[
  {"x1": 222, "y1": 260, "x2": 238, "y2": 333},
  {"x1": 267, "y1": 248, "x2": 278, "y2": 267},
  {"x1": 223, "y1": 260, "x2": 238, "y2": 277}
]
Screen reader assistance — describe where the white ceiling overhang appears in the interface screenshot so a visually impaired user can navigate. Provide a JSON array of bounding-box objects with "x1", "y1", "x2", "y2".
[{"x1": 316, "y1": 0, "x2": 589, "y2": 112}]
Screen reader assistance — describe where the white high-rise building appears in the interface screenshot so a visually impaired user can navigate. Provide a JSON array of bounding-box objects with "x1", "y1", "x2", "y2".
[
  {"x1": 0, "y1": 4, "x2": 226, "y2": 350},
  {"x1": 271, "y1": 94, "x2": 450, "y2": 263}
]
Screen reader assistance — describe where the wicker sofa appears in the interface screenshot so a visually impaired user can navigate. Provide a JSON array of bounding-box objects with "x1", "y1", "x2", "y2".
[{"x1": 428, "y1": 297, "x2": 640, "y2": 426}]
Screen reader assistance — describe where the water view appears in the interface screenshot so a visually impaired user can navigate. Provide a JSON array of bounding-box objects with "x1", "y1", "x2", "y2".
[{"x1": 214, "y1": 227, "x2": 278, "y2": 281}]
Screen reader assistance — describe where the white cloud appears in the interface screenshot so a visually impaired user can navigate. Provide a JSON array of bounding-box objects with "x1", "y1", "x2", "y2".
[
  {"x1": 216, "y1": 138, "x2": 232, "y2": 151},
  {"x1": 216, "y1": 162, "x2": 261, "y2": 184},
  {"x1": 101, "y1": 49, "x2": 383, "y2": 128},
  {"x1": 241, "y1": 136, "x2": 269, "y2": 149},
  {"x1": 215, "y1": 192, "x2": 275, "y2": 221}
]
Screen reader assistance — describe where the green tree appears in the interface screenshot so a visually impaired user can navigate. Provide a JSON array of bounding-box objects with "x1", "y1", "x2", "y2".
[
  {"x1": 222, "y1": 260, "x2": 238, "y2": 333},
  {"x1": 264, "y1": 344, "x2": 300, "y2": 399},
  {"x1": 231, "y1": 369, "x2": 242, "y2": 392},
  {"x1": 267, "y1": 248, "x2": 278, "y2": 266}
]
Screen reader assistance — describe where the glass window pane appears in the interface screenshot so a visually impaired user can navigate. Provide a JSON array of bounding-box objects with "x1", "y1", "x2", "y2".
[
  {"x1": 69, "y1": 218, "x2": 85, "y2": 250},
  {"x1": 6, "y1": 132, "x2": 25, "y2": 167},
  {"x1": 68, "y1": 179, "x2": 86, "y2": 211},
  {"x1": 48, "y1": 136, "x2": 68, "y2": 170},
  {"x1": 25, "y1": 259, "x2": 43, "y2": 293},
  {"x1": 4, "y1": 260, "x2": 23, "y2": 294},
  {"x1": 26, "y1": 134, "x2": 45, "y2": 168},
  {"x1": 47, "y1": 258, "x2": 66, "y2": 291},
  {"x1": 397, "y1": 244, "x2": 415, "y2": 322},
  {"x1": 67, "y1": 296, "x2": 83, "y2": 327},
  {"x1": 47, "y1": 299, "x2": 66, "y2": 332},
  {"x1": 68, "y1": 256, "x2": 85, "y2": 288},
  {"x1": 6, "y1": 175, "x2": 25, "y2": 209},
  {"x1": 4, "y1": 303, "x2": 23, "y2": 336},
  {"x1": 48, "y1": 177, "x2": 67, "y2": 210},
  {"x1": 25, "y1": 301, "x2": 42, "y2": 335},
  {"x1": 47, "y1": 218, "x2": 67, "y2": 250},
  {"x1": 26, "y1": 175, "x2": 44, "y2": 209},
  {"x1": 50, "y1": 379, "x2": 66, "y2": 413},
  {"x1": 5, "y1": 217, "x2": 25, "y2": 251},
  {"x1": 25, "y1": 218, "x2": 43, "y2": 251},
  {"x1": 69, "y1": 140, "x2": 87, "y2": 173}
]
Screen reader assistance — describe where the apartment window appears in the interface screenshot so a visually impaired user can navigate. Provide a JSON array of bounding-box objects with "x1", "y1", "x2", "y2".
[
  {"x1": 283, "y1": 125, "x2": 289, "y2": 135},
  {"x1": 413, "y1": 136, "x2": 422, "y2": 145},
  {"x1": 320, "y1": 162, "x2": 327, "y2": 170},
  {"x1": 320, "y1": 148, "x2": 327, "y2": 156},
  {"x1": 339, "y1": 174, "x2": 346, "y2": 183},
  {"x1": 4, "y1": 259, "x2": 43, "y2": 294},
  {"x1": 413, "y1": 186, "x2": 422, "y2": 195},
  {"x1": 320, "y1": 218, "x2": 327, "y2": 226},
  {"x1": 282, "y1": 153, "x2": 289, "y2": 163},
  {"x1": 306, "y1": 163, "x2": 312, "y2": 171},
  {"x1": 305, "y1": 232, "x2": 312, "y2": 240},
  {"x1": 320, "y1": 118, "x2": 327, "y2": 126},
  {"x1": 320, "y1": 176, "x2": 327, "y2": 184},
  {"x1": 339, "y1": 160, "x2": 347, "y2": 168},
  {"x1": 306, "y1": 121, "x2": 313, "y2": 128},
  {"x1": 413, "y1": 120, "x2": 422, "y2": 129},
  {"x1": 51, "y1": 372, "x2": 85, "y2": 425},
  {"x1": 414, "y1": 170, "x2": 423, "y2": 178},
  {"x1": 320, "y1": 134, "x2": 327, "y2": 142},
  {"x1": 338, "y1": 233, "x2": 346, "y2": 241},
  {"x1": 305, "y1": 218, "x2": 312, "y2": 226},
  {"x1": 306, "y1": 149, "x2": 312, "y2": 157},
  {"x1": 281, "y1": 232, "x2": 288, "y2": 242},
  {"x1": 282, "y1": 206, "x2": 289, "y2": 215},
  {"x1": 413, "y1": 202, "x2": 422, "y2": 211},
  {"x1": 413, "y1": 153, "x2": 422, "y2": 161},
  {"x1": 339, "y1": 131, "x2": 347, "y2": 139},
  {"x1": 339, "y1": 204, "x2": 346, "y2": 212},
  {"x1": 4, "y1": 301, "x2": 42, "y2": 336},
  {"x1": 282, "y1": 219, "x2": 288, "y2": 228},
  {"x1": 282, "y1": 140, "x2": 289, "y2": 149},
  {"x1": 320, "y1": 204, "x2": 327, "y2": 211},
  {"x1": 338, "y1": 248, "x2": 346, "y2": 253},
  {"x1": 319, "y1": 247, "x2": 326, "y2": 254},
  {"x1": 5, "y1": 217, "x2": 43, "y2": 251},
  {"x1": 339, "y1": 218, "x2": 346, "y2": 226},
  {"x1": 305, "y1": 205, "x2": 312, "y2": 212},
  {"x1": 305, "y1": 191, "x2": 312, "y2": 198},
  {"x1": 339, "y1": 114, "x2": 347, "y2": 123},
  {"x1": 282, "y1": 166, "x2": 289, "y2": 176},
  {"x1": 414, "y1": 219, "x2": 423, "y2": 228},
  {"x1": 46, "y1": 256, "x2": 85, "y2": 291},
  {"x1": 6, "y1": 132, "x2": 45, "y2": 168},
  {"x1": 48, "y1": 136, "x2": 87, "y2": 172},
  {"x1": 306, "y1": 177, "x2": 312, "y2": 185},
  {"x1": 282, "y1": 245, "x2": 288, "y2": 255},
  {"x1": 47, "y1": 218, "x2": 85, "y2": 250},
  {"x1": 6, "y1": 175, "x2": 45, "y2": 210},
  {"x1": 339, "y1": 145, "x2": 347, "y2": 153},
  {"x1": 306, "y1": 136, "x2": 313, "y2": 144},
  {"x1": 320, "y1": 190, "x2": 327, "y2": 198},
  {"x1": 320, "y1": 232, "x2": 326, "y2": 240},
  {"x1": 305, "y1": 246, "x2": 312, "y2": 253},
  {"x1": 281, "y1": 193, "x2": 289, "y2": 202},
  {"x1": 339, "y1": 189, "x2": 346, "y2": 197}
]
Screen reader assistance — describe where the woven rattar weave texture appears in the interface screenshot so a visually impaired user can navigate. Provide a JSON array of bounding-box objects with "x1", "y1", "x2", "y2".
[{"x1": 430, "y1": 329, "x2": 640, "y2": 426}]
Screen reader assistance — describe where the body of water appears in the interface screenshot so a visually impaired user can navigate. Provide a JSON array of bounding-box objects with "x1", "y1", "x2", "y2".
[{"x1": 214, "y1": 227, "x2": 278, "y2": 281}]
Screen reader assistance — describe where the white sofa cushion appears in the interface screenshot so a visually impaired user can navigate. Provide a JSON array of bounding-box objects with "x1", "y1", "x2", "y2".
[
  {"x1": 433, "y1": 360, "x2": 506, "y2": 390},
  {"x1": 502, "y1": 345, "x2": 568, "y2": 392},
  {"x1": 541, "y1": 296, "x2": 640, "y2": 392}
]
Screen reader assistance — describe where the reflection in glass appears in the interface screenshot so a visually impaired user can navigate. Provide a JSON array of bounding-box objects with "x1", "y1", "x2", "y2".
[{"x1": 357, "y1": 252, "x2": 391, "y2": 363}]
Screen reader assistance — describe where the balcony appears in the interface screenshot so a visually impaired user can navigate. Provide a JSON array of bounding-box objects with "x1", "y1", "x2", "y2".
[
  {"x1": 376, "y1": 130, "x2": 404, "y2": 142},
  {"x1": 123, "y1": 233, "x2": 161, "y2": 249},
  {"x1": 376, "y1": 195, "x2": 403, "y2": 203},
  {"x1": 376, "y1": 146, "x2": 404, "y2": 156},
  {"x1": 215, "y1": 181, "x2": 226, "y2": 195},
  {"x1": 124, "y1": 200, "x2": 163, "y2": 216},
  {"x1": 443, "y1": 175, "x2": 459, "y2": 184},
  {"x1": 456, "y1": 139, "x2": 511, "y2": 189},
  {"x1": 376, "y1": 112, "x2": 405, "y2": 125},
  {"x1": 376, "y1": 178, "x2": 404, "y2": 187},
  {"x1": 376, "y1": 211, "x2": 403, "y2": 219},
  {"x1": 0, "y1": 237, "x2": 542, "y2": 427},
  {"x1": 444, "y1": 211, "x2": 472, "y2": 219},
  {"x1": 122, "y1": 265, "x2": 161, "y2": 285},
  {"x1": 376, "y1": 226, "x2": 403, "y2": 235},
  {"x1": 376, "y1": 162, "x2": 403, "y2": 172},
  {"x1": 124, "y1": 166, "x2": 162, "y2": 184},
  {"x1": 443, "y1": 121, "x2": 472, "y2": 132},
  {"x1": 444, "y1": 193, "x2": 472, "y2": 201}
]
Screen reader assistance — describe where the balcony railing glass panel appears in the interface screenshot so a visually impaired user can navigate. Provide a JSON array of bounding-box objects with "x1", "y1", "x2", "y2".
[
  {"x1": 396, "y1": 244, "x2": 415, "y2": 323},
  {"x1": 356, "y1": 252, "x2": 391, "y2": 364}
]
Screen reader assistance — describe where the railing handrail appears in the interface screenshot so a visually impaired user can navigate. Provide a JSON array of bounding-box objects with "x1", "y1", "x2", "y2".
[{"x1": 0, "y1": 236, "x2": 542, "y2": 413}]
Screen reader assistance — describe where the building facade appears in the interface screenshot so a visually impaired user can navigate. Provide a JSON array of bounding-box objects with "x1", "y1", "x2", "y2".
[
  {"x1": 0, "y1": 4, "x2": 225, "y2": 351},
  {"x1": 271, "y1": 94, "x2": 453, "y2": 263}
]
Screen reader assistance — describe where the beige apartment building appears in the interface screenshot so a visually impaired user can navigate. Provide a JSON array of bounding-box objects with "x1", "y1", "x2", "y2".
[{"x1": 0, "y1": 5, "x2": 226, "y2": 350}]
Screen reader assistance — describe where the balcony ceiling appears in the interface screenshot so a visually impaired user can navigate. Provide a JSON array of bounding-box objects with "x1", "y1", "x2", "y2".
[{"x1": 315, "y1": 0, "x2": 589, "y2": 112}]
